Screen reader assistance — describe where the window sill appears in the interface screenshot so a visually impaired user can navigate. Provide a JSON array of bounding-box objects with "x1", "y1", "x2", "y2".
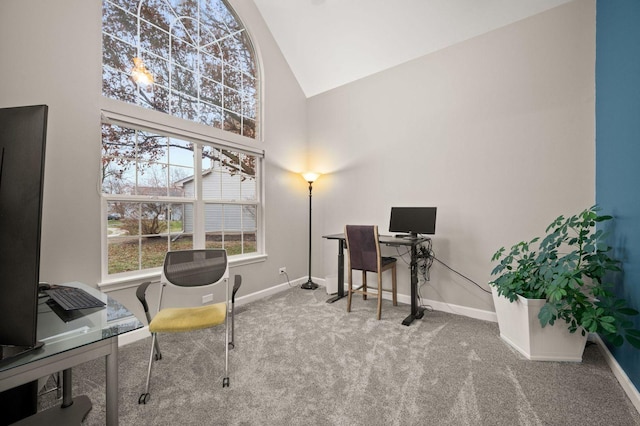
[{"x1": 98, "y1": 253, "x2": 268, "y2": 292}]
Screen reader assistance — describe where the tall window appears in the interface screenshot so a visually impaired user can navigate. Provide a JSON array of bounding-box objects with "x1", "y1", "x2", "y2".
[
  {"x1": 102, "y1": 0, "x2": 258, "y2": 137},
  {"x1": 101, "y1": 0, "x2": 262, "y2": 279}
]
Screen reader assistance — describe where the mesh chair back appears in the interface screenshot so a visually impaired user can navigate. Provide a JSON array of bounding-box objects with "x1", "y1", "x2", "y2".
[
  {"x1": 345, "y1": 225, "x2": 380, "y2": 273},
  {"x1": 162, "y1": 249, "x2": 228, "y2": 287}
]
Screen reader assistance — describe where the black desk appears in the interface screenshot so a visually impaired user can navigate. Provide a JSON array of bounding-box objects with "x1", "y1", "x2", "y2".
[
  {"x1": 0, "y1": 282, "x2": 143, "y2": 425},
  {"x1": 323, "y1": 233, "x2": 429, "y2": 326}
]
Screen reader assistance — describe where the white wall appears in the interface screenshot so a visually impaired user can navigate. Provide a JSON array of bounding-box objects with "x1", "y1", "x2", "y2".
[
  {"x1": 309, "y1": 0, "x2": 596, "y2": 314},
  {"x1": 0, "y1": 0, "x2": 309, "y2": 318}
]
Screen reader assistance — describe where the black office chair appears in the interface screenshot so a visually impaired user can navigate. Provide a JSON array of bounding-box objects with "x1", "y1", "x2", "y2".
[
  {"x1": 345, "y1": 225, "x2": 397, "y2": 320},
  {"x1": 136, "y1": 249, "x2": 242, "y2": 404}
]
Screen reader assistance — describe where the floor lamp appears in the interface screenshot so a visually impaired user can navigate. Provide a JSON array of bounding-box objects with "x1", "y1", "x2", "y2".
[{"x1": 301, "y1": 172, "x2": 320, "y2": 290}]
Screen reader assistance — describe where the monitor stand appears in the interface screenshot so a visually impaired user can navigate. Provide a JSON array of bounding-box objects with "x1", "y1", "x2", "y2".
[{"x1": 394, "y1": 233, "x2": 418, "y2": 240}]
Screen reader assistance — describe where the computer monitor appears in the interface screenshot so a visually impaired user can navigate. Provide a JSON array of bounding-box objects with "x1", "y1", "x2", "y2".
[
  {"x1": 389, "y1": 207, "x2": 437, "y2": 238},
  {"x1": 0, "y1": 105, "x2": 48, "y2": 360}
]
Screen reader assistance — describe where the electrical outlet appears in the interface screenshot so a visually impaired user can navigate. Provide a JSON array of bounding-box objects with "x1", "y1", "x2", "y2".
[
  {"x1": 202, "y1": 294, "x2": 213, "y2": 304},
  {"x1": 279, "y1": 267, "x2": 286, "y2": 275}
]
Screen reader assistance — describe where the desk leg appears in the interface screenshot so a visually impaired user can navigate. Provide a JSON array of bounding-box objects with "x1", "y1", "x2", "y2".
[
  {"x1": 402, "y1": 243, "x2": 425, "y2": 326},
  {"x1": 61, "y1": 369, "x2": 73, "y2": 408},
  {"x1": 106, "y1": 337, "x2": 118, "y2": 426},
  {"x1": 326, "y1": 240, "x2": 346, "y2": 303}
]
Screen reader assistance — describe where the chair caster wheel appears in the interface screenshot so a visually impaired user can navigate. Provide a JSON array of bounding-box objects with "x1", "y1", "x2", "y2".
[
  {"x1": 223, "y1": 377, "x2": 230, "y2": 388},
  {"x1": 138, "y1": 393, "x2": 150, "y2": 404},
  {"x1": 228, "y1": 342, "x2": 235, "y2": 349},
  {"x1": 154, "y1": 353, "x2": 162, "y2": 361}
]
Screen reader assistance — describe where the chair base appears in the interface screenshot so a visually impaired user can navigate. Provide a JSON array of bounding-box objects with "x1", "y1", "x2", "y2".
[{"x1": 300, "y1": 279, "x2": 318, "y2": 290}]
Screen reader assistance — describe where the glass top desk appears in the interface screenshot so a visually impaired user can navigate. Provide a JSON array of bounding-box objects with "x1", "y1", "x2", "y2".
[
  {"x1": 323, "y1": 233, "x2": 429, "y2": 326},
  {"x1": 0, "y1": 281, "x2": 143, "y2": 425}
]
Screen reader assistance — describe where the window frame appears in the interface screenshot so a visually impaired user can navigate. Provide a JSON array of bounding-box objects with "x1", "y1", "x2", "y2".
[
  {"x1": 99, "y1": 100, "x2": 265, "y2": 286},
  {"x1": 99, "y1": 0, "x2": 265, "y2": 287}
]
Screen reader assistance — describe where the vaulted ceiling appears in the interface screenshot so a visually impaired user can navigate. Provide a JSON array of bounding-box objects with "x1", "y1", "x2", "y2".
[{"x1": 252, "y1": 0, "x2": 572, "y2": 97}]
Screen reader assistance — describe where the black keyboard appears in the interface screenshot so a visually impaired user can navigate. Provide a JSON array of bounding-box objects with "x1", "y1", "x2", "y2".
[{"x1": 46, "y1": 287, "x2": 106, "y2": 311}]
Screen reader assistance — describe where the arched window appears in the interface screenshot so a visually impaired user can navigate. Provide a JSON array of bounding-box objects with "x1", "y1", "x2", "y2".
[
  {"x1": 102, "y1": 0, "x2": 258, "y2": 138},
  {"x1": 100, "y1": 0, "x2": 263, "y2": 280}
]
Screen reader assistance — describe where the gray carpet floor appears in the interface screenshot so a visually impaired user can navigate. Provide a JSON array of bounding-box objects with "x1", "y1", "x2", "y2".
[{"x1": 42, "y1": 287, "x2": 640, "y2": 425}]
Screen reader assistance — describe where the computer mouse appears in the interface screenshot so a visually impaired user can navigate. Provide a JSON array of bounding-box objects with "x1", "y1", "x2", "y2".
[{"x1": 38, "y1": 283, "x2": 51, "y2": 292}]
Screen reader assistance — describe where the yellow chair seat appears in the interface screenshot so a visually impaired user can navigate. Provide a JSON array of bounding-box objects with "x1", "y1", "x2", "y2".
[{"x1": 149, "y1": 302, "x2": 227, "y2": 333}]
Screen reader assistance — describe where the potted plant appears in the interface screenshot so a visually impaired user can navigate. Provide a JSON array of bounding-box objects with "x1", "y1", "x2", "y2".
[{"x1": 490, "y1": 206, "x2": 640, "y2": 361}]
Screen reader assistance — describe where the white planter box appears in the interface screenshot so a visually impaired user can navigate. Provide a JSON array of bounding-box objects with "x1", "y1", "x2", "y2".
[{"x1": 492, "y1": 289, "x2": 588, "y2": 362}]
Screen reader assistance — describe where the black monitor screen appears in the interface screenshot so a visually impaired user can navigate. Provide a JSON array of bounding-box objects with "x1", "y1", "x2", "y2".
[
  {"x1": 389, "y1": 207, "x2": 437, "y2": 237},
  {"x1": 0, "y1": 105, "x2": 48, "y2": 351}
]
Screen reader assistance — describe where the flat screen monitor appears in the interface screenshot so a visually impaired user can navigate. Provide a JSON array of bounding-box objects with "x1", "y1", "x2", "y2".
[
  {"x1": 0, "y1": 105, "x2": 48, "y2": 359},
  {"x1": 389, "y1": 207, "x2": 437, "y2": 238}
]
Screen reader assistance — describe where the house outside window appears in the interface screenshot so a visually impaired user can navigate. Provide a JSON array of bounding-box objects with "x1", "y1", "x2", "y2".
[{"x1": 101, "y1": 0, "x2": 262, "y2": 280}]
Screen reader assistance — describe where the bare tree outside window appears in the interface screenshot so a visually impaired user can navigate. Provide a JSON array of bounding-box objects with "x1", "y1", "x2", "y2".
[{"x1": 102, "y1": 0, "x2": 258, "y2": 138}]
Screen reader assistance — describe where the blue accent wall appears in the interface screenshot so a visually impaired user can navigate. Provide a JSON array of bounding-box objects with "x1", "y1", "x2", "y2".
[{"x1": 596, "y1": 0, "x2": 640, "y2": 390}]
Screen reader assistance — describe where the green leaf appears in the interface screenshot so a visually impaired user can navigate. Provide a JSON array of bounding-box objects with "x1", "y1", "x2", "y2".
[
  {"x1": 625, "y1": 329, "x2": 640, "y2": 338},
  {"x1": 599, "y1": 316, "x2": 616, "y2": 323},
  {"x1": 618, "y1": 308, "x2": 639, "y2": 316},
  {"x1": 491, "y1": 247, "x2": 505, "y2": 262},
  {"x1": 548, "y1": 288, "x2": 567, "y2": 302},
  {"x1": 600, "y1": 321, "x2": 617, "y2": 334},
  {"x1": 619, "y1": 319, "x2": 634, "y2": 329},
  {"x1": 538, "y1": 303, "x2": 556, "y2": 327},
  {"x1": 627, "y1": 335, "x2": 640, "y2": 349},
  {"x1": 610, "y1": 335, "x2": 625, "y2": 347}
]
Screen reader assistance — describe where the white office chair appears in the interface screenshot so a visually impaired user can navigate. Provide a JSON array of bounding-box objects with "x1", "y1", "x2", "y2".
[{"x1": 136, "y1": 249, "x2": 241, "y2": 404}]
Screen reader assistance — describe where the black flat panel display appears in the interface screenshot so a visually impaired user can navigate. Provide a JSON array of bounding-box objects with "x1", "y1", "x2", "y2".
[
  {"x1": 0, "y1": 105, "x2": 48, "y2": 350},
  {"x1": 389, "y1": 207, "x2": 437, "y2": 237}
]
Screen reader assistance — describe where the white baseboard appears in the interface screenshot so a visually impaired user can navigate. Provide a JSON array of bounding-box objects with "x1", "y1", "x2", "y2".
[
  {"x1": 407, "y1": 295, "x2": 495, "y2": 323},
  {"x1": 235, "y1": 277, "x2": 306, "y2": 306},
  {"x1": 320, "y1": 276, "x2": 497, "y2": 323},
  {"x1": 591, "y1": 334, "x2": 640, "y2": 414}
]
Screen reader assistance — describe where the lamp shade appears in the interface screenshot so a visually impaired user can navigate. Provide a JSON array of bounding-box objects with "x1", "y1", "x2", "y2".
[{"x1": 302, "y1": 172, "x2": 320, "y2": 183}]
